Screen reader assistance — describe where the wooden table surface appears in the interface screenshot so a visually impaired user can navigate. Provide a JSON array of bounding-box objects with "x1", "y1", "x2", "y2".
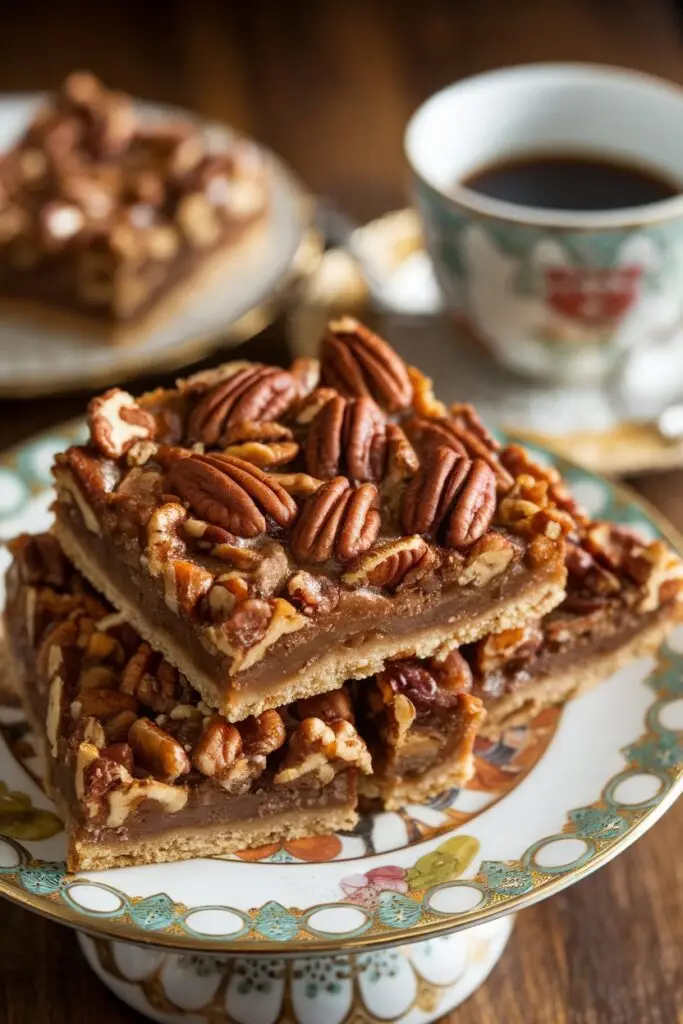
[{"x1": 2, "y1": 2, "x2": 683, "y2": 1022}]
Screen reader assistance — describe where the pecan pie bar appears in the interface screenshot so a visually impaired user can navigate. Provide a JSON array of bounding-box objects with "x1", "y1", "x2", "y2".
[
  {"x1": 0, "y1": 71, "x2": 267, "y2": 339},
  {"x1": 474, "y1": 518, "x2": 683, "y2": 736},
  {"x1": 358, "y1": 651, "x2": 485, "y2": 809},
  {"x1": 52, "y1": 319, "x2": 570, "y2": 721},
  {"x1": 4, "y1": 534, "x2": 371, "y2": 871},
  {"x1": 359, "y1": 517, "x2": 683, "y2": 809}
]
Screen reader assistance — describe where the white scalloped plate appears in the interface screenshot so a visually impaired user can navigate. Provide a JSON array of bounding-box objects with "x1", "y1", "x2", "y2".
[
  {"x1": 0, "y1": 96, "x2": 312, "y2": 397},
  {"x1": 0, "y1": 423, "x2": 681, "y2": 953}
]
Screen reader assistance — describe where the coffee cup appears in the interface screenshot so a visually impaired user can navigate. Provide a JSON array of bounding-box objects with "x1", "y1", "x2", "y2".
[{"x1": 405, "y1": 63, "x2": 683, "y2": 382}]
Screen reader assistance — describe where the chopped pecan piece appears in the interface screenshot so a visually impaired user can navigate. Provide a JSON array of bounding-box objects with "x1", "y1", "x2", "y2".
[
  {"x1": 223, "y1": 598, "x2": 273, "y2": 648},
  {"x1": 167, "y1": 559, "x2": 215, "y2": 617},
  {"x1": 166, "y1": 453, "x2": 298, "y2": 538},
  {"x1": 458, "y1": 532, "x2": 516, "y2": 587},
  {"x1": 321, "y1": 317, "x2": 412, "y2": 412},
  {"x1": 223, "y1": 439, "x2": 299, "y2": 468},
  {"x1": 473, "y1": 623, "x2": 544, "y2": 675},
  {"x1": 380, "y1": 423, "x2": 419, "y2": 523},
  {"x1": 8, "y1": 533, "x2": 71, "y2": 589},
  {"x1": 87, "y1": 388, "x2": 157, "y2": 459},
  {"x1": 192, "y1": 710, "x2": 285, "y2": 792},
  {"x1": 128, "y1": 718, "x2": 191, "y2": 782},
  {"x1": 293, "y1": 387, "x2": 339, "y2": 426},
  {"x1": 289, "y1": 357, "x2": 320, "y2": 397},
  {"x1": 500, "y1": 444, "x2": 585, "y2": 525},
  {"x1": 290, "y1": 476, "x2": 381, "y2": 563},
  {"x1": 287, "y1": 570, "x2": 340, "y2": 617},
  {"x1": 295, "y1": 689, "x2": 354, "y2": 724},
  {"x1": 342, "y1": 535, "x2": 437, "y2": 590},
  {"x1": 186, "y1": 364, "x2": 299, "y2": 446},
  {"x1": 120, "y1": 643, "x2": 183, "y2": 714},
  {"x1": 401, "y1": 447, "x2": 496, "y2": 550},
  {"x1": 274, "y1": 716, "x2": 371, "y2": 785},
  {"x1": 268, "y1": 472, "x2": 325, "y2": 497},
  {"x1": 407, "y1": 366, "x2": 447, "y2": 419},
  {"x1": 306, "y1": 394, "x2": 387, "y2": 482},
  {"x1": 146, "y1": 502, "x2": 188, "y2": 573}
]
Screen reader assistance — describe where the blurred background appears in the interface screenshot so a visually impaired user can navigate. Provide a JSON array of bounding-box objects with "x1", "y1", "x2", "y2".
[
  {"x1": 2, "y1": 0, "x2": 683, "y2": 222},
  {"x1": 2, "y1": 3, "x2": 683, "y2": 1023}
]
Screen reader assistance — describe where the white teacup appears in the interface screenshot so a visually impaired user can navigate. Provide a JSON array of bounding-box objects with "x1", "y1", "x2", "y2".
[{"x1": 405, "y1": 63, "x2": 683, "y2": 382}]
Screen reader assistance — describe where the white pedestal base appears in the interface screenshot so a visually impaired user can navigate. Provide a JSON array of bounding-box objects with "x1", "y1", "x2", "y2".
[{"x1": 78, "y1": 915, "x2": 514, "y2": 1024}]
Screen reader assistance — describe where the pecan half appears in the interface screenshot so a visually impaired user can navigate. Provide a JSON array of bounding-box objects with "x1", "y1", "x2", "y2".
[
  {"x1": 444, "y1": 459, "x2": 498, "y2": 549},
  {"x1": 305, "y1": 394, "x2": 386, "y2": 481},
  {"x1": 401, "y1": 447, "x2": 497, "y2": 550},
  {"x1": 192, "y1": 710, "x2": 286, "y2": 791},
  {"x1": 290, "y1": 477, "x2": 380, "y2": 563},
  {"x1": 187, "y1": 365, "x2": 299, "y2": 446},
  {"x1": 321, "y1": 317, "x2": 412, "y2": 412},
  {"x1": 167, "y1": 453, "x2": 298, "y2": 537},
  {"x1": 87, "y1": 388, "x2": 157, "y2": 459},
  {"x1": 449, "y1": 403, "x2": 500, "y2": 451},
  {"x1": 342, "y1": 535, "x2": 437, "y2": 590},
  {"x1": 404, "y1": 416, "x2": 513, "y2": 492},
  {"x1": 128, "y1": 718, "x2": 191, "y2": 782}
]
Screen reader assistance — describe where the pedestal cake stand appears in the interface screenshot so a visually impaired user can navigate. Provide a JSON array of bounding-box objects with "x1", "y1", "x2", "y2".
[{"x1": 0, "y1": 424, "x2": 681, "y2": 1023}]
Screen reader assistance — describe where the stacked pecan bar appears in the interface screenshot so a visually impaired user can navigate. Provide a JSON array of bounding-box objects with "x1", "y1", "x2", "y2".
[
  {"x1": 5, "y1": 317, "x2": 681, "y2": 864},
  {"x1": 51, "y1": 319, "x2": 570, "y2": 721},
  {"x1": 5, "y1": 533, "x2": 371, "y2": 870},
  {"x1": 0, "y1": 71, "x2": 267, "y2": 337}
]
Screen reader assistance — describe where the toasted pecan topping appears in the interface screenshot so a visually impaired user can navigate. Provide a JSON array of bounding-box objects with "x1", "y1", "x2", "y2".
[
  {"x1": 8, "y1": 532, "x2": 71, "y2": 589},
  {"x1": 186, "y1": 365, "x2": 299, "y2": 446},
  {"x1": 401, "y1": 447, "x2": 496, "y2": 550},
  {"x1": 405, "y1": 415, "x2": 513, "y2": 492},
  {"x1": 321, "y1": 317, "x2": 412, "y2": 412},
  {"x1": 342, "y1": 535, "x2": 437, "y2": 590},
  {"x1": 305, "y1": 393, "x2": 387, "y2": 482},
  {"x1": 286, "y1": 570, "x2": 341, "y2": 617},
  {"x1": 128, "y1": 718, "x2": 191, "y2": 782},
  {"x1": 473, "y1": 623, "x2": 544, "y2": 675},
  {"x1": 274, "y1": 716, "x2": 371, "y2": 785},
  {"x1": 295, "y1": 689, "x2": 354, "y2": 724},
  {"x1": 167, "y1": 453, "x2": 297, "y2": 538},
  {"x1": 87, "y1": 388, "x2": 157, "y2": 460},
  {"x1": 290, "y1": 476, "x2": 381, "y2": 563}
]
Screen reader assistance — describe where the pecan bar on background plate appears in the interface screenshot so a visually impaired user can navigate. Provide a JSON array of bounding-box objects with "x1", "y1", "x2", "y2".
[
  {"x1": 4, "y1": 534, "x2": 371, "y2": 871},
  {"x1": 0, "y1": 71, "x2": 268, "y2": 341},
  {"x1": 52, "y1": 318, "x2": 570, "y2": 722}
]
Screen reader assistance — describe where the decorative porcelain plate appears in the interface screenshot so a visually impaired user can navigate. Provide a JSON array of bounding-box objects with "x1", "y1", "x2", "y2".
[
  {"x1": 1, "y1": 422, "x2": 682, "y2": 979},
  {"x1": 0, "y1": 97, "x2": 314, "y2": 397}
]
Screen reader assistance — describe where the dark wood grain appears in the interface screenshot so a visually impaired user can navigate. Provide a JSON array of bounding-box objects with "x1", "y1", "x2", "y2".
[{"x1": 1, "y1": 2, "x2": 683, "y2": 1022}]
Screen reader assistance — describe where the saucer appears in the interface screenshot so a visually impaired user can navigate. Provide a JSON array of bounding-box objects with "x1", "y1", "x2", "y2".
[
  {"x1": 0, "y1": 423, "x2": 681, "y2": 962},
  {"x1": 0, "y1": 96, "x2": 316, "y2": 397}
]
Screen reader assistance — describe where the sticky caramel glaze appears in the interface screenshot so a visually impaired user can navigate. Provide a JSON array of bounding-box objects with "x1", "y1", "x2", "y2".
[{"x1": 53, "y1": 501, "x2": 567, "y2": 721}]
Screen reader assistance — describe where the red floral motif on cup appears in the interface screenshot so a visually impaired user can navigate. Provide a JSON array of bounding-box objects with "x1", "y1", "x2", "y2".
[{"x1": 545, "y1": 265, "x2": 642, "y2": 326}]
